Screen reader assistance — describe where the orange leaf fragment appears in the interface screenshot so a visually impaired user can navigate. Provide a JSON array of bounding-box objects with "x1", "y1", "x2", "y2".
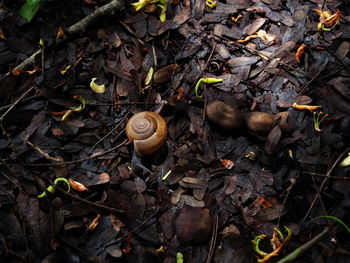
[
  {"x1": 220, "y1": 158, "x2": 234, "y2": 169},
  {"x1": 122, "y1": 235, "x2": 132, "y2": 254},
  {"x1": 292, "y1": 103, "x2": 321, "y2": 111},
  {"x1": 295, "y1": 44, "x2": 306, "y2": 63},
  {"x1": 12, "y1": 66, "x2": 40, "y2": 76},
  {"x1": 175, "y1": 87, "x2": 184, "y2": 100},
  {"x1": 259, "y1": 198, "x2": 272, "y2": 208},
  {"x1": 314, "y1": 9, "x2": 341, "y2": 31},
  {"x1": 324, "y1": 9, "x2": 341, "y2": 28},
  {"x1": 87, "y1": 214, "x2": 102, "y2": 231},
  {"x1": 230, "y1": 14, "x2": 242, "y2": 23},
  {"x1": 55, "y1": 27, "x2": 64, "y2": 41},
  {"x1": 68, "y1": 178, "x2": 89, "y2": 191},
  {"x1": 237, "y1": 34, "x2": 258, "y2": 43}
]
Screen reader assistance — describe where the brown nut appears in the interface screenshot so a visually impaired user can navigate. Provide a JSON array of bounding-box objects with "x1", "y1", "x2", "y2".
[
  {"x1": 175, "y1": 206, "x2": 213, "y2": 245},
  {"x1": 275, "y1": 111, "x2": 294, "y2": 133},
  {"x1": 206, "y1": 100, "x2": 243, "y2": 130},
  {"x1": 125, "y1": 111, "x2": 167, "y2": 156},
  {"x1": 242, "y1": 112, "x2": 275, "y2": 133}
]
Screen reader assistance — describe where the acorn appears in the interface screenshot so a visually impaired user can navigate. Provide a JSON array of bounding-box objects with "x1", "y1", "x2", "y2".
[
  {"x1": 205, "y1": 100, "x2": 243, "y2": 131},
  {"x1": 175, "y1": 206, "x2": 213, "y2": 245},
  {"x1": 242, "y1": 112, "x2": 275, "y2": 133}
]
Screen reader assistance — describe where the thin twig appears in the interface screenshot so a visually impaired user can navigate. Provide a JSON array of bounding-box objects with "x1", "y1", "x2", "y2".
[
  {"x1": 301, "y1": 148, "x2": 350, "y2": 226},
  {"x1": 206, "y1": 214, "x2": 219, "y2": 263},
  {"x1": 14, "y1": 0, "x2": 124, "y2": 70},
  {"x1": 57, "y1": 187, "x2": 123, "y2": 213},
  {"x1": 24, "y1": 139, "x2": 128, "y2": 167},
  {"x1": 27, "y1": 141, "x2": 62, "y2": 162},
  {"x1": 92, "y1": 113, "x2": 129, "y2": 148},
  {"x1": 0, "y1": 85, "x2": 36, "y2": 121},
  {"x1": 303, "y1": 171, "x2": 350, "y2": 180},
  {"x1": 277, "y1": 227, "x2": 330, "y2": 263}
]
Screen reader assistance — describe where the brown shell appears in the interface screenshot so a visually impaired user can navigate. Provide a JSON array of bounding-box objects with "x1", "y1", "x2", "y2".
[
  {"x1": 206, "y1": 100, "x2": 243, "y2": 130},
  {"x1": 242, "y1": 112, "x2": 275, "y2": 133},
  {"x1": 125, "y1": 112, "x2": 167, "y2": 156}
]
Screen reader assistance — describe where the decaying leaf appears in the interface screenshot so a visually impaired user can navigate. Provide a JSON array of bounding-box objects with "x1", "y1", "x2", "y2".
[
  {"x1": 314, "y1": 9, "x2": 341, "y2": 31},
  {"x1": 68, "y1": 178, "x2": 89, "y2": 191},
  {"x1": 220, "y1": 158, "x2": 234, "y2": 169},
  {"x1": 90, "y1": 78, "x2": 106, "y2": 93},
  {"x1": 237, "y1": 30, "x2": 275, "y2": 44},
  {"x1": 256, "y1": 30, "x2": 276, "y2": 43},
  {"x1": 153, "y1": 64, "x2": 180, "y2": 84}
]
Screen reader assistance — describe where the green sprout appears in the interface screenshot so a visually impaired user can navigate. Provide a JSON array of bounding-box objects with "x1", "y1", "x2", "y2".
[
  {"x1": 176, "y1": 252, "x2": 183, "y2": 263},
  {"x1": 252, "y1": 234, "x2": 268, "y2": 256},
  {"x1": 195, "y1": 77, "x2": 223, "y2": 98},
  {"x1": 252, "y1": 226, "x2": 292, "y2": 263},
  {"x1": 61, "y1": 95, "x2": 86, "y2": 121},
  {"x1": 205, "y1": 0, "x2": 217, "y2": 8},
  {"x1": 313, "y1": 111, "x2": 328, "y2": 133},
  {"x1": 132, "y1": 0, "x2": 167, "y2": 22},
  {"x1": 37, "y1": 178, "x2": 70, "y2": 198}
]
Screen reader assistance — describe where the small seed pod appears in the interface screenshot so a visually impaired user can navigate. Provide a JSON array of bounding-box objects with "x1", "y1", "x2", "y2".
[
  {"x1": 125, "y1": 112, "x2": 167, "y2": 156},
  {"x1": 242, "y1": 112, "x2": 275, "y2": 133},
  {"x1": 206, "y1": 100, "x2": 243, "y2": 131}
]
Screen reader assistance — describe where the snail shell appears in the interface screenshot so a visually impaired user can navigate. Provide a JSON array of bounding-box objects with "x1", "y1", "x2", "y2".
[{"x1": 125, "y1": 111, "x2": 167, "y2": 156}]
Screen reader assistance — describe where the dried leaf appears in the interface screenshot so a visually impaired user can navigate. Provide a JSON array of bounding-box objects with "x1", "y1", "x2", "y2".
[
  {"x1": 69, "y1": 178, "x2": 89, "y2": 191},
  {"x1": 153, "y1": 64, "x2": 180, "y2": 84},
  {"x1": 220, "y1": 158, "x2": 234, "y2": 169},
  {"x1": 256, "y1": 29, "x2": 275, "y2": 43}
]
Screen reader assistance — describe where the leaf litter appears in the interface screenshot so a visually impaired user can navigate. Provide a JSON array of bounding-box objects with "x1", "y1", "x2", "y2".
[{"x1": 0, "y1": 0, "x2": 349, "y2": 263}]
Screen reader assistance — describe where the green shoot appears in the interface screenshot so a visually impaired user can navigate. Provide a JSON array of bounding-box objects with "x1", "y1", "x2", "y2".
[
  {"x1": 195, "y1": 77, "x2": 223, "y2": 98},
  {"x1": 37, "y1": 178, "x2": 70, "y2": 198},
  {"x1": 311, "y1": 215, "x2": 350, "y2": 234},
  {"x1": 313, "y1": 111, "x2": 328, "y2": 132}
]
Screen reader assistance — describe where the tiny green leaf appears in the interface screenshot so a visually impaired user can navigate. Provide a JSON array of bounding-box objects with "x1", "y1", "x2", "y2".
[
  {"x1": 176, "y1": 252, "x2": 183, "y2": 263},
  {"x1": 339, "y1": 152, "x2": 350, "y2": 167},
  {"x1": 19, "y1": 0, "x2": 52, "y2": 22}
]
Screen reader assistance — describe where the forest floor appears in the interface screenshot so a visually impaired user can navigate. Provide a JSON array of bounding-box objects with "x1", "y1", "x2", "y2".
[{"x1": 0, "y1": 0, "x2": 350, "y2": 262}]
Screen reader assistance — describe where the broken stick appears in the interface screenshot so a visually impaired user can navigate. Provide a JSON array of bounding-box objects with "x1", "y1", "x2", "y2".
[{"x1": 14, "y1": 0, "x2": 124, "y2": 70}]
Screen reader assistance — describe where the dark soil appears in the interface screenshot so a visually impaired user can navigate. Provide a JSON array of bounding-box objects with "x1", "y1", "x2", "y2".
[{"x1": 0, "y1": 0, "x2": 350, "y2": 262}]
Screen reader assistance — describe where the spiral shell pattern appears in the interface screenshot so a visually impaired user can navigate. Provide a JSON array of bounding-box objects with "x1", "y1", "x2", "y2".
[
  {"x1": 130, "y1": 115, "x2": 156, "y2": 140},
  {"x1": 126, "y1": 111, "x2": 167, "y2": 156}
]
